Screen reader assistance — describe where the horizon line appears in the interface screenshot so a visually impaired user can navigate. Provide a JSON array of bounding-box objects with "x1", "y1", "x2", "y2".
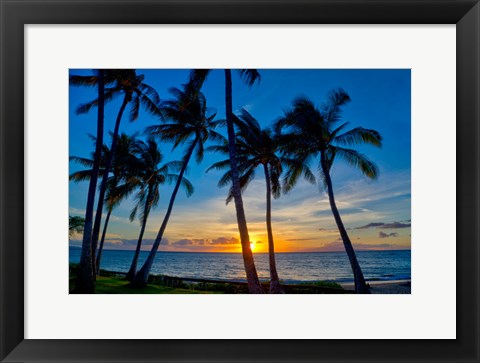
[{"x1": 69, "y1": 246, "x2": 411, "y2": 254}]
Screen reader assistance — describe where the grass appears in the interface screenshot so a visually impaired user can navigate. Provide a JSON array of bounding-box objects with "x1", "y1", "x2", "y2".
[
  {"x1": 93, "y1": 276, "x2": 222, "y2": 294},
  {"x1": 69, "y1": 264, "x2": 222, "y2": 294},
  {"x1": 298, "y1": 280, "x2": 343, "y2": 289},
  {"x1": 69, "y1": 276, "x2": 223, "y2": 294},
  {"x1": 69, "y1": 264, "x2": 348, "y2": 294}
]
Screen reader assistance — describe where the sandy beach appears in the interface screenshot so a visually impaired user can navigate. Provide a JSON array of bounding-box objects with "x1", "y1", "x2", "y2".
[{"x1": 341, "y1": 280, "x2": 411, "y2": 294}]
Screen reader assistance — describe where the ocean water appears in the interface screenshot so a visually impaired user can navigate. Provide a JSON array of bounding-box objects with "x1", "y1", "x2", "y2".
[{"x1": 69, "y1": 247, "x2": 410, "y2": 283}]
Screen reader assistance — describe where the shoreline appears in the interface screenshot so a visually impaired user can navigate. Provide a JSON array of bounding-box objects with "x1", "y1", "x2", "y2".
[{"x1": 340, "y1": 279, "x2": 411, "y2": 294}]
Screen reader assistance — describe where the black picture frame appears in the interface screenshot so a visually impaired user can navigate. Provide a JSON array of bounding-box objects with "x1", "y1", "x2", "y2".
[{"x1": 1, "y1": 0, "x2": 478, "y2": 362}]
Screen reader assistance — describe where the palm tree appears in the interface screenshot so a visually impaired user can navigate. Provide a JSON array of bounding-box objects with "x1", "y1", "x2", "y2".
[
  {"x1": 96, "y1": 133, "x2": 142, "y2": 272},
  {"x1": 71, "y1": 70, "x2": 161, "y2": 275},
  {"x1": 118, "y1": 138, "x2": 193, "y2": 281},
  {"x1": 70, "y1": 69, "x2": 105, "y2": 293},
  {"x1": 132, "y1": 87, "x2": 220, "y2": 287},
  {"x1": 275, "y1": 89, "x2": 382, "y2": 294},
  {"x1": 207, "y1": 109, "x2": 315, "y2": 293},
  {"x1": 188, "y1": 69, "x2": 264, "y2": 293},
  {"x1": 69, "y1": 133, "x2": 141, "y2": 273}
]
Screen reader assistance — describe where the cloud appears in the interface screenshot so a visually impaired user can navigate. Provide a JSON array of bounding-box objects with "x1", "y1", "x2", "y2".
[
  {"x1": 382, "y1": 222, "x2": 411, "y2": 229},
  {"x1": 172, "y1": 239, "x2": 194, "y2": 246},
  {"x1": 70, "y1": 235, "x2": 244, "y2": 252},
  {"x1": 355, "y1": 222, "x2": 385, "y2": 229},
  {"x1": 355, "y1": 221, "x2": 411, "y2": 230},
  {"x1": 69, "y1": 238, "x2": 169, "y2": 251},
  {"x1": 286, "y1": 238, "x2": 317, "y2": 241},
  {"x1": 161, "y1": 236, "x2": 242, "y2": 252},
  {"x1": 378, "y1": 231, "x2": 398, "y2": 238},
  {"x1": 318, "y1": 228, "x2": 340, "y2": 233},
  {"x1": 210, "y1": 237, "x2": 239, "y2": 245},
  {"x1": 169, "y1": 237, "x2": 239, "y2": 247},
  {"x1": 107, "y1": 238, "x2": 156, "y2": 247}
]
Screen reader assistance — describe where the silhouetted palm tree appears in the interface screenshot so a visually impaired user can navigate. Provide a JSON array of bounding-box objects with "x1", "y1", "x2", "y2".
[
  {"x1": 276, "y1": 89, "x2": 382, "y2": 294},
  {"x1": 133, "y1": 87, "x2": 220, "y2": 287},
  {"x1": 207, "y1": 109, "x2": 315, "y2": 293},
  {"x1": 69, "y1": 69, "x2": 106, "y2": 293},
  {"x1": 96, "y1": 133, "x2": 142, "y2": 272},
  {"x1": 69, "y1": 133, "x2": 141, "y2": 273},
  {"x1": 188, "y1": 69, "x2": 264, "y2": 293},
  {"x1": 71, "y1": 70, "x2": 161, "y2": 275},
  {"x1": 118, "y1": 138, "x2": 193, "y2": 281}
]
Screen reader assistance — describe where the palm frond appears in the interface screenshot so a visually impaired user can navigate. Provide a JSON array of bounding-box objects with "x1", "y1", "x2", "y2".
[
  {"x1": 211, "y1": 118, "x2": 228, "y2": 128},
  {"x1": 195, "y1": 138, "x2": 204, "y2": 163},
  {"x1": 69, "y1": 156, "x2": 94, "y2": 167},
  {"x1": 186, "y1": 69, "x2": 211, "y2": 95},
  {"x1": 103, "y1": 87, "x2": 122, "y2": 104},
  {"x1": 138, "y1": 82, "x2": 161, "y2": 105},
  {"x1": 75, "y1": 99, "x2": 99, "y2": 115},
  {"x1": 217, "y1": 170, "x2": 233, "y2": 188},
  {"x1": 333, "y1": 127, "x2": 382, "y2": 148},
  {"x1": 205, "y1": 158, "x2": 231, "y2": 173},
  {"x1": 165, "y1": 174, "x2": 194, "y2": 197},
  {"x1": 322, "y1": 88, "x2": 351, "y2": 125},
  {"x1": 333, "y1": 146, "x2": 379, "y2": 179},
  {"x1": 207, "y1": 130, "x2": 227, "y2": 144},
  {"x1": 269, "y1": 165, "x2": 282, "y2": 199},
  {"x1": 139, "y1": 92, "x2": 162, "y2": 118},
  {"x1": 69, "y1": 75, "x2": 98, "y2": 87},
  {"x1": 237, "y1": 69, "x2": 261, "y2": 87},
  {"x1": 69, "y1": 170, "x2": 96, "y2": 182},
  {"x1": 129, "y1": 205, "x2": 138, "y2": 222},
  {"x1": 329, "y1": 122, "x2": 350, "y2": 140},
  {"x1": 161, "y1": 160, "x2": 185, "y2": 173},
  {"x1": 74, "y1": 87, "x2": 121, "y2": 115},
  {"x1": 205, "y1": 144, "x2": 229, "y2": 156},
  {"x1": 180, "y1": 177, "x2": 194, "y2": 197},
  {"x1": 225, "y1": 166, "x2": 256, "y2": 204},
  {"x1": 129, "y1": 93, "x2": 140, "y2": 121},
  {"x1": 237, "y1": 109, "x2": 261, "y2": 132},
  {"x1": 282, "y1": 156, "x2": 316, "y2": 193}
]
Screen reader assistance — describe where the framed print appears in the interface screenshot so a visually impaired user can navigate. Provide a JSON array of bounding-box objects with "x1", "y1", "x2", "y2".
[{"x1": 1, "y1": 0, "x2": 479, "y2": 362}]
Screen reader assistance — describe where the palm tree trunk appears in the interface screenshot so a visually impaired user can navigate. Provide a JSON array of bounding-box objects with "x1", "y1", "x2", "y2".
[
  {"x1": 126, "y1": 205, "x2": 150, "y2": 282},
  {"x1": 320, "y1": 154, "x2": 370, "y2": 294},
  {"x1": 74, "y1": 70, "x2": 105, "y2": 294},
  {"x1": 264, "y1": 165, "x2": 285, "y2": 294},
  {"x1": 90, "y1": 94, "x2": 129, "y2": 275},
  {"x1": 224, "y1": 69, "x2": 264, "y2": 294},
  {"x1": 95, "y1": 207, "x2": 112, "y2": 274},
  {"x1": 133, "y1": 139, "x2": 198, "y2": 287}
]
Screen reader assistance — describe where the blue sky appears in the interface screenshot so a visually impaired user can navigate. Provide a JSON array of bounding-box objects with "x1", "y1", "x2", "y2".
[{"x1": 69, "y1": 69, "x2": 411, "y2": 253}]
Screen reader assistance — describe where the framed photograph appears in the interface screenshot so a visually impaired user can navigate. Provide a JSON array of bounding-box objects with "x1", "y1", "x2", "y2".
[{"x1": 1, "y1": 0, "x2": 478, "y2": 362}]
